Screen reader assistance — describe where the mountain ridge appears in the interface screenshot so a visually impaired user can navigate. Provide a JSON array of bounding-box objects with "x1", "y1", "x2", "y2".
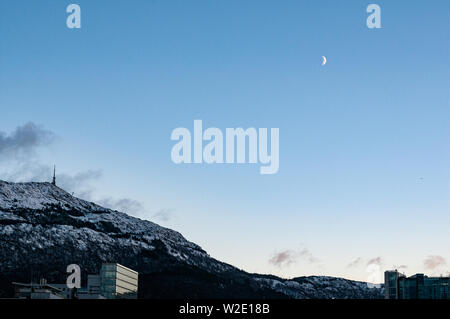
[{"x1": 0, "y1": 180, "x2": 383, "y2": 299}]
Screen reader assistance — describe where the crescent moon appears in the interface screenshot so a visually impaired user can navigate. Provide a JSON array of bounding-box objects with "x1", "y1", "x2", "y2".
[{"x1": 321, "y1": 56, "x2": 327, "y2": 66}]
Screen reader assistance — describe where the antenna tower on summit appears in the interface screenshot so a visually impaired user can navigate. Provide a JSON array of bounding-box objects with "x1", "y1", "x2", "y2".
[{"x1": 52, "y1": 165, "x2": 56, "y2": 186}]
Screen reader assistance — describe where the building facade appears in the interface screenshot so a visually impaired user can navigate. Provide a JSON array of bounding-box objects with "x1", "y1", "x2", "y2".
[
  {"x1": 12, "y1": 263, "x2": 138, "y2": 299},
  {"x1": 100, "y1": 263, "x2": 138, "y2": 299},
  {"x1": 385, "y1": 270, "x2": 450, "y2": 299},
  {"x1": 87, "y1": 274, "x2": 101, "y2": 295},
  {"x1": 13, "y1": 281, "x2": 65, "y2": 299}
]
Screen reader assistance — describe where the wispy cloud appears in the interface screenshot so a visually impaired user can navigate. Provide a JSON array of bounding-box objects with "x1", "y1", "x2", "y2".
[
  {"x1": 392, "y1": 264, "x2": 408, "y2": 270},
  {"x1": 424, "y1": 255, "x2": 446, "y2": 270},
  {"x1": 298, "y1": 248, "x2": 320, "y2": 264},
  {"x1": 0, "y1": 122, "x2": 54, "y2": 160},
  {"x1": 269, "y1": 250, "x2": 297, "y2": 268},
  {"x1": 98, "y1": 197, "x2": 145, "y2": 215},
  {"x1": 58, "y1": 169, "x2": 103, "y2": 199},
  {"x1": 152, "y1": 208, "x2": 174, "y2": 222},
  {"x1": 269, "y1": 248, "x2": 320, "y2": 268},
  {"x1": 347, "y1": 257, "x2": 363, "y2": 268},
  {"x1": 367, "y1": 257, "x2": 383, "y2": 266}
]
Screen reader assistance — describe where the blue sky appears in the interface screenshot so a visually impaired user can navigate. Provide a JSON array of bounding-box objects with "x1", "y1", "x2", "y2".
[{"x1": 1, "y1": 0, "x2": 449, "y2": 281}]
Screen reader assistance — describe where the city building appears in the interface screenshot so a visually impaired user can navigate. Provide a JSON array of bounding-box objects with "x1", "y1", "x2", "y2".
[
  {"x1": 385, "y1": 270, "x2": 450, "y2": 299},
  {"x1": 52, "y1": 274, "x2": 105, "y2": 299},
  {"x1": 384, "y1": 270, "x2": 404, "y2": 299},
  {"x1": 100, "y1": 263, "x2": 139, "y2": 299},
  {"x1": 87, "y1": 274, "x2": 101, "y2": 295},
  {"x1": 13, "y1": 279, "x2": 65, "y2": 299},
  {"x1": 12, "y1": 263, "x2": 138, "y2": 299}
]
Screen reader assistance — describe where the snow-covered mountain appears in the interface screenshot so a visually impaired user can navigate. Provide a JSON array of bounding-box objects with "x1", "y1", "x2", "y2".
[{"x1": 0, "y1": 181, "x2": 383, "y2": 298}]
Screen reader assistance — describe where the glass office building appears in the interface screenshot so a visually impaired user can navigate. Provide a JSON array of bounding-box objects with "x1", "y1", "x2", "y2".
[
  {"x1": 100, "y1": 263, "x2": 139, "y2": 299},
  {"x1": 384, "y1": 271, "x2": 403, "y2": 299},
  {"x1": 385, "y1": 270, "x2": 450, "y2": 299}
]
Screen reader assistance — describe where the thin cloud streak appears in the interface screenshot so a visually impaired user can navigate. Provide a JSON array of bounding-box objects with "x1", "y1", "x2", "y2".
[
  {"x1": 347, "y1": 257, "x2": 363, "y2": 269},
  {"x1": 269, "y1": 248, "x2": 320, "y2": 268},
  {"x1": 424, "y1": 255, "x2": 446, "y2": 270}
]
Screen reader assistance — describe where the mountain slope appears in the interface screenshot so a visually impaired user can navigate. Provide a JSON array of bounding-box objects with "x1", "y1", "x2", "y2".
[{"x1": 0, "y1": 181, "x2": 383, "y2": 298}]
